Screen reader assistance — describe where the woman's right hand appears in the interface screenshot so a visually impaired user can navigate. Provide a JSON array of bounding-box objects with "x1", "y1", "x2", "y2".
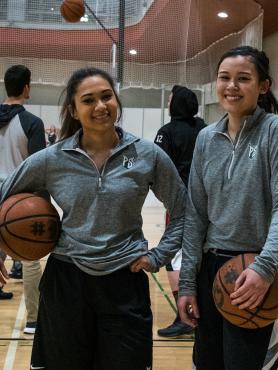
[
  {"x1": 177, "y1": 295, "x2": 200, "y2": 328},
  {"x1": 0, "y1": 258, "x2": 9, "y2": 285},
  {"x1": 130, "y1": 256, "x2": 151, "y2": 272}
]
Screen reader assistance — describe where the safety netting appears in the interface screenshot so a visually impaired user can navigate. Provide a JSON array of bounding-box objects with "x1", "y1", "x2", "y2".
[{"x1": 0, "y1": 0, "x2": 263, "y2": 90}]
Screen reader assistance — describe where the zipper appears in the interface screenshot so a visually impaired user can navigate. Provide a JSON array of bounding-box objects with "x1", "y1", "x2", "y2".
[
  {"x1": 82, "y1": 153, "x2": 103, "y2": 189},
  {"x1": 73, "y1": 148, "x2": 108, "y2": 189},
  {"x1": 89, "y1": 159, "x2": 108, "y2": 190},
  {"x1": 97, "y1": 162, "x2": 108, "y2": 190},
  {"x1": 227, "y1": 119, "x2": 247, "y2": 180},
  {"x1": 227, "y1": 150, "x2": 235, "y2": 179},
  {"x1": 98, "y1": 176, "x2": 102, "y2": 188}
]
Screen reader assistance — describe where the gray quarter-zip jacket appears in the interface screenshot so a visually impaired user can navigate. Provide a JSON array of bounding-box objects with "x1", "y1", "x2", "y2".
[
  {"x1": 179, "y1": 106, "x2": 278, "y2": 296},
  {"x1": 0, "y1": 128, "x2": 186, "y2": 275}
]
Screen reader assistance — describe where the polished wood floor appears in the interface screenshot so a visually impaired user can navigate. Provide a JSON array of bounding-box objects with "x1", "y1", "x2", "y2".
[{"x1": 0, "y1": 206, "x2": 194, "y2": 370}]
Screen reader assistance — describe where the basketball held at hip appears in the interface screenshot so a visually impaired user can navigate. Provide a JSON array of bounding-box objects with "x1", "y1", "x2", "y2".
[
  {"x1": 0, "y1": 193, "x2": 61, "y2": 261},
  {"x1": 212, "y1": 253, "x2": 278, "y2": 329}
]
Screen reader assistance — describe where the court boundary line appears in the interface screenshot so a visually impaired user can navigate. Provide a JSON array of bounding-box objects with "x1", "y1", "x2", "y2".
[
  {"x1": 3, "y1": 294, "x2": 25, "y2": 370},
  {"x1": 150, "y1": 272, "x2": 177, "y2": 312}
]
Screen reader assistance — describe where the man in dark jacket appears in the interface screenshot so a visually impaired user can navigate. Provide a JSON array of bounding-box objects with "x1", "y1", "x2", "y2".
[
  {"x1": 154, "y1": 85, "x2": 206, "y2": 337},
  {"x1": 0, "y1": 65, "x2": 45, "y2": 335}
]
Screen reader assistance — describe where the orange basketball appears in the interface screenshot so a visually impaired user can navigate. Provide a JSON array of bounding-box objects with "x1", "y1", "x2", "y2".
[
  {"x1": 0, "y1": 193, "x2": 61, "y2": 261},
  {"x1": 213, "y1": 253, "x2": 278, "y2": 329},
  {"x1": 60, "y1": 0, "x2": 85, "y2": 23}
]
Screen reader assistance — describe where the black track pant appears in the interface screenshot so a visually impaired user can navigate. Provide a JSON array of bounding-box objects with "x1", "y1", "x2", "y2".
[
  {"x1": 31, "y1": 256, "x2": 153, "y2": 370},
  {"x1": 193, "y1": 251, "x2": 273, "y2": 370}
]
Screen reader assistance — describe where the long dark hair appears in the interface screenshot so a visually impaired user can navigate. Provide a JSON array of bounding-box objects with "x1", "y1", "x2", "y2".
[
  {"x1": 217, "y1": 46, "x2": 278, "y2": 114},
  {"x1": 59, "y1": 67, "x2": 122, "y2": 139}
]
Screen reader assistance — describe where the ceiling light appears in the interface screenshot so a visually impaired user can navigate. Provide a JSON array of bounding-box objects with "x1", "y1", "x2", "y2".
[
  {"x1": 129, "y1": 49, "x2": 137, "y2": 55},
  {"x1": 217, "y1": 11, "x2": 228, "y2": 18}
]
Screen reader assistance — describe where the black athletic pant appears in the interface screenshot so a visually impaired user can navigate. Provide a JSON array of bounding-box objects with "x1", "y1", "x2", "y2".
[
  {"x1": 31, "y1": 256, "x2": 153, "y2": 370},
  {"x1": 193, "y1": 251, "x2": 273, "y2": 370}
]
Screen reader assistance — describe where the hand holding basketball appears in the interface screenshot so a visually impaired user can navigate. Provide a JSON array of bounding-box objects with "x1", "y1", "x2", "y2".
[
  {"x1": 230, "y1": 268, "x2": 271, "y2": 309},
  {"x1": 213, "y1": 253, "x2": 278, "y2": 329}
]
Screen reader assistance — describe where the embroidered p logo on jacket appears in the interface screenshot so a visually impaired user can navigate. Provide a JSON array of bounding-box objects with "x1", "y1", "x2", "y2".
[
  {"x1": 248, "y1": 144, "x2": 257, "y2": 159},
  {"x1": 123, "y1": 155, "x2": 135, "y2": 169}
]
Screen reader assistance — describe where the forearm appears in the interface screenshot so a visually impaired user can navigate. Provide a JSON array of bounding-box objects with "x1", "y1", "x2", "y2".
[
  {"x1": 147, "y1": 215, "x2": 184, "y2": 271},
  {"x1": 179, "y1": 206, "x2": 208, "y2": 296},
  {"x1": 249, "y1": 210, "x2": 278, "y2": 283},
  {"x1": 179, "y1": 250, "x2": 202, "y2": 296}
]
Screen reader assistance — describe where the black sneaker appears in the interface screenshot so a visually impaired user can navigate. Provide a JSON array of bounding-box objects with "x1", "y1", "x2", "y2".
[
  {"x1": 9, "y1": 261, "x2": 23, "y2": 279},
  {"x1": 157, "y1": 320, "x2": 194, "y2": 337},
  {"x1": 0, "y1": 287, "x2": 13, "y2": 300}
]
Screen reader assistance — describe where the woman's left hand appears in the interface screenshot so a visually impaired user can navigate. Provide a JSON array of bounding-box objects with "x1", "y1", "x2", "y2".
[
  {"x1": 130, "y1": 256, "x2": 151, "y2": 272},
  {"x1": 230, "y1": 268, "x2": 271, "y2": 309}
]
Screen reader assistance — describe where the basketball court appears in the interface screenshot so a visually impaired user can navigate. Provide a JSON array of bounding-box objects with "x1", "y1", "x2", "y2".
[
  {"x1": 0, "y1": 205, "x2": 194, "y2": 370},
  {"x1": 0, "y1": 1, "x2": 278, "y2": 369}
]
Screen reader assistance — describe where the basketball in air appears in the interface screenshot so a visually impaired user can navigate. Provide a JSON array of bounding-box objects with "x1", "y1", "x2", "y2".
[
  {"x1": 213, "y1": 253, "x2": 278, "y2": 329},
  {"x1": 60, "y1": 0, "x2": 85, "y2": 23},
  {"x1": 0, "y1": 193, "x2": 61, "y2": 261}
]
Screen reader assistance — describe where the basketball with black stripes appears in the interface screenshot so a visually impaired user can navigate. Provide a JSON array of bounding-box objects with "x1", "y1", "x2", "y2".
[
  {"x1": 0, "y1": 193, "x2": 60, "y2": 261},
  {"x1": 60, "y1": 0, "x2": 85, "y2": 23},
  {"x1": 212, "y1": 253, "x2": 278, "y2": 329}
]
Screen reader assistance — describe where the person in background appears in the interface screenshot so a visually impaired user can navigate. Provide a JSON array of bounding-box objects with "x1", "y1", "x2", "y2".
[
  {"x1": 9, "y1": 260, "x2": 23, "y2": 279},
  {"x1": 0, "y1": 251, "x2": 13, "y2": 299},
  {"x1": 154, "y1": 85, "x2": 206, "y2": 337},
  {"x1": 0, "y1": 67, "x2": 186, "y2": 370},
  {"x1": 0, "y1": 65, "x2": 45, "y2": 334},
  {"x1": 47, "y1": 125, "x2": 57, "y2": 146},
  {"x1": 178, "y1": 46, "x2": 278, "y2": 370}
]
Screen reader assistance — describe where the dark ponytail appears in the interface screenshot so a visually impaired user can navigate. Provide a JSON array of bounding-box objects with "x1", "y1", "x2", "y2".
[
  {"x1": 217, "y1": 46, "x2": 278, "y2": 114},
  {"x1": 258, "y1": 90, "x2": 278, "y2": 114}
]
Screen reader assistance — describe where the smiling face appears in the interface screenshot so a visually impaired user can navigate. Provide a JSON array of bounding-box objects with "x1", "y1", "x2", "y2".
[
  {"x1": 216, "y1": 55, "x2": 269, "y2": 119},
  {"x1": 73, "y1": 75, "x2": 118, "y2": 133}
]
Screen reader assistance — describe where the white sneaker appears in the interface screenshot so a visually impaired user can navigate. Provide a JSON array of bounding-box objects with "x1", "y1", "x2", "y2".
[{"x1": 24, "y1": 322, "x2": 36, "y2": 334}]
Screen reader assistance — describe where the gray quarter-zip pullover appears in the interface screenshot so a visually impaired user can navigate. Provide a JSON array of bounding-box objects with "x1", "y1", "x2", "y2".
[
  {"x1": 0, "y1": 128, "x2": 186, "y2": 275},
  {"x1": 179, "y1": 106, "x2": 278, "y2": 296}
]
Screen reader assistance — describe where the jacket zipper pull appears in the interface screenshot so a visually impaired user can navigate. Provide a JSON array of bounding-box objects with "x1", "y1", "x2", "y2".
[{"x1": 98, "y1": 177, "x2": 102, "y2": 189}]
